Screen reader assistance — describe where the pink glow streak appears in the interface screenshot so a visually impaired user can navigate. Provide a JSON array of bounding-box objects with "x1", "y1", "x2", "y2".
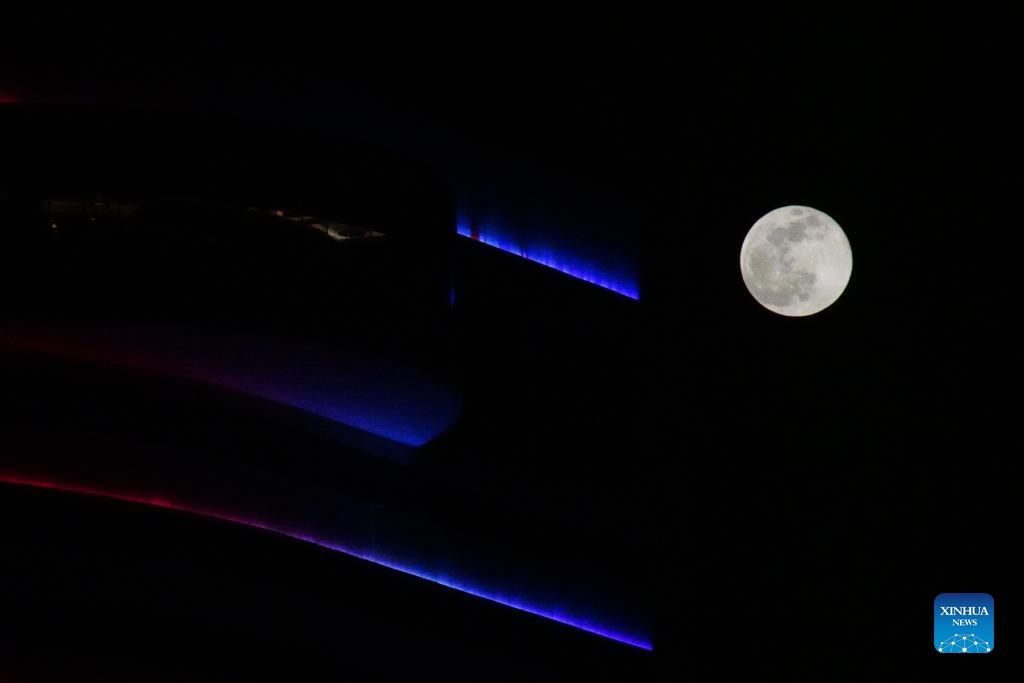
[{"x1": 0, "y1": 473, "x2": 654, "y2": 651}]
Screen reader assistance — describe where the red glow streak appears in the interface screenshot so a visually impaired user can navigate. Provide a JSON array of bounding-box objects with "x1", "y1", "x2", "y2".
[
  {"x1": 0, "y1": 324, "x2": 460, "y2": 448},
  {"x1": 0, "y1": 474, "x2": 270, "y2": 528},
  {"x1": 0, "y1": 91, "x2": 22, "y2": 104},
  {"x1": 0, "y1": 472, "x2": 654, "y2": 651}
]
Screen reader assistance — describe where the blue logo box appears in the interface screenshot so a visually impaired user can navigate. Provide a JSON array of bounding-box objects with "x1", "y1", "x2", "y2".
[{"x1": 934, "y1": 593, "x2": 994, "y2": 653}]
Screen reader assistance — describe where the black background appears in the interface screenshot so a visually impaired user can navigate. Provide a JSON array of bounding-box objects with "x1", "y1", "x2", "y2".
[{"x1": 1, "y1": 11, "x2": 1020, "y2": 680}]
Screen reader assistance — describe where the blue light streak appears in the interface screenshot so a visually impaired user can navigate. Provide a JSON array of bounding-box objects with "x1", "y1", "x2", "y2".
[
  {"x1": 456, "y1": 224, "x2": 640, "y2": 300},
  {"x1": 302, "y1": 535, "x2": 654, "y2": 651},
  {"x1": 0, "y1": 475, "x2": 654, "y2": 652},
  {"x1": 0, "y1": 325, "x2": 462, "y2": 448}
]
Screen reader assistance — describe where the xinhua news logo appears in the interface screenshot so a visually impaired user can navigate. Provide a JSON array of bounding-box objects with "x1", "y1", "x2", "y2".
[{"x1": 934, "y1": 593, "x2": 994, "y2": 654}]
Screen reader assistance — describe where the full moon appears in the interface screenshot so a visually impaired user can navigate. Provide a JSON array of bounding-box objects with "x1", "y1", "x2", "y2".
[{"x1": 739, "y1": 205, "x2": 852, "y2": 317}]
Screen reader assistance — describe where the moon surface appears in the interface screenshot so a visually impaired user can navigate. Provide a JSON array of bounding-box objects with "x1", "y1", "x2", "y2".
[{"x1": 740, "y1": 206, "x2": 852, "y2": 317}]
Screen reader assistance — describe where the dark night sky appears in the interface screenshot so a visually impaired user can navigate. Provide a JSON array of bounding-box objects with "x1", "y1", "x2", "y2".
[{"x1": 2, "y1": 12, "x2": 1021, "y2": 679}]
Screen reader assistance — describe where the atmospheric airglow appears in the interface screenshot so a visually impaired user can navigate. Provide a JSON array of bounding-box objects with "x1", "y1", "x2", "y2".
[
  {"x1": 0, "y1": 475, "x2": 653, "y2": 651},
  {"x1": 0, "y1": 325, "x2": 461, "y2": 448},
  {"x1": 456, "y1": 224, "x2": 640, "y2": 300}
]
